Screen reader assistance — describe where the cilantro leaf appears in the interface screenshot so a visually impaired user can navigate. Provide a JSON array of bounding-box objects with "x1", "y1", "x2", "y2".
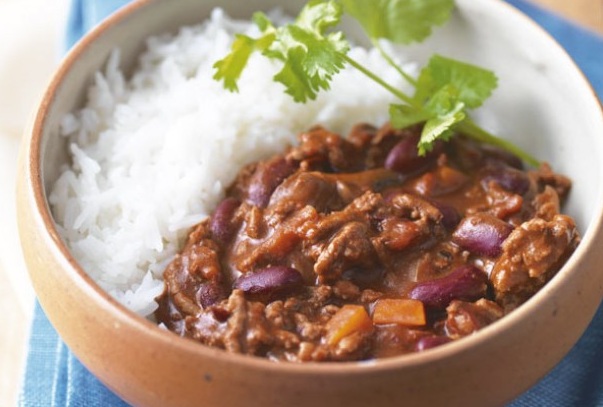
[
  {"x1": 213, "y1": 31, "x2": 275, "y2": 91},
  {"x1": 297, "y1": 0, "x2": 343, "y2": 32},
  {"x1": 212, "y1": 0, "x2": 539, "y2": 167},
  {"x1": 266, "y1": 0, "x2": 349, "y2": 102},
  {"x1": 389, "y1": 104, "x2": 429, "y2": 129},
  {"x1": 253, "y1": 11, "x2": 275, "y2": 32},
  {"x1": 273, "y1": 46, "x2": 323, "y2": 102},
  {"x1": 270, "y1": 26, "x2": 348, "y2": 102},
  {"x1": 419, "y1": 84, "x2": 466, "y2": 153},
  {"x1": 340, "y1": 0, "x2": 454, "y2": 44},
  {"x1": 391, "y1": 55, "x2": 498, "y2": 155},
  {"x1": 415, "y1": 54, "x2": 498, "y2": 108},
  {"x1": 391, "y1": 84, "x2": 467, "y2": 154},
  {"x1": 214, "y1": 0, "x2": 348, "y2": 102}
]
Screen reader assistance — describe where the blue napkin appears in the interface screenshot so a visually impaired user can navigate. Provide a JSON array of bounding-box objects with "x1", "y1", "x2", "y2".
[
  {"x1": 64, "y1": 0, "x2": 126, "y2": 52},
  {"x1": 506, "y1": 0, "x2": 603, "y2": 101},
  {"x1": 19, "y1": 1, "x2": 603, "y2": 406}
]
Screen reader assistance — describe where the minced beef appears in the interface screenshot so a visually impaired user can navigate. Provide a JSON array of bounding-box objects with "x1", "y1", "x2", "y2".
[{"x1": 155, "y1": 123, "x2": 579, "y2": 362}]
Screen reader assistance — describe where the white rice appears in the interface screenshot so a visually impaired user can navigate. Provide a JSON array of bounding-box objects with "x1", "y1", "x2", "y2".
[{"x1": 49, "y1": 8, "x2": 415, "y2": 317}]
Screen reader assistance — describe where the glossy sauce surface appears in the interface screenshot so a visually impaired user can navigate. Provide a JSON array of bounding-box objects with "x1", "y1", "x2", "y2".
[{"x1": 156, "y1": 123, "x2": 579, "y2": 361}]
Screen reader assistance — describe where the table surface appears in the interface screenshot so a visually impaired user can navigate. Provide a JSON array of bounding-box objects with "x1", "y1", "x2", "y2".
[{"x1": 0, "y1": 1, "x2": 601, "y2": 406}]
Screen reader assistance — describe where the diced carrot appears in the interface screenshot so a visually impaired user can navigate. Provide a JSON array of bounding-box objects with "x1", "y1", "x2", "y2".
[
  {"x1": 372, "y1": 298, "x2": 426, "y2": 327},
  {"x1": 325, "y1": 305, "x2": 373, "y2": 346}
]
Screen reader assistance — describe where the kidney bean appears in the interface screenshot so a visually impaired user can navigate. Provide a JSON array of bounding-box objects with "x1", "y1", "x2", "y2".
[
  {"x1": 452, "y1": 213, "x2": 513, "y2": 257},
  {"x1": 248, "y1": 158, "x2": 297, "y2": 207},
  {"x1": 480, "y1": 164, "x2": 530, "y2": 195},
  {"x1": 482, "y1": 145, "x2": 524, "y2": 169},
  {"x1": 415, "y1": 336, "x2": 452, "y2": 352},
  {"x1": 196, "y1": 281, "x2": 226, "y2": 308},
  {"x1": 409, "y1": 265, "x2": 488, "y2": 309},
  {"x1": 430, "y1": 200, "x2": 461, "y2": 231},
  {"x1": 210, "y1": 197, "x2": 240, "y2": 245},
  {"x1": 384, "y1": 134, "x2": 442, "y2": 175},
  {"x1": 234, "y1": 266, "x2": 304, "y2": 299},
  {"x1": 211, "y1": 306, "x2": 231, "y2": 323}
]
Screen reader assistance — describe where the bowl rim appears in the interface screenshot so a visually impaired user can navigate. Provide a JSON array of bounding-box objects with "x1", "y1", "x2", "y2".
[{"x1": 27, "y1": 0, "x2": 603, "y2": 376}]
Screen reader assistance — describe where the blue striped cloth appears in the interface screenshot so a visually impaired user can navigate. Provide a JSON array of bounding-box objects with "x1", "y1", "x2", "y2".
[{"x1": 19, "y1": 0, "x2": 603, "y2": 406}]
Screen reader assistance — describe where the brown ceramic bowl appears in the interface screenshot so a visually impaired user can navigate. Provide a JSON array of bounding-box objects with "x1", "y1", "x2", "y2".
[{"x1": 16, "y1": 0, "x2": 603, "y2": 406}]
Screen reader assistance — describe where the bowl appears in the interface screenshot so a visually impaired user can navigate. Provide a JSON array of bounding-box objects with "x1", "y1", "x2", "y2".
[{"x1": 16, "y1": 0, "x2": 603, "y2": 406}]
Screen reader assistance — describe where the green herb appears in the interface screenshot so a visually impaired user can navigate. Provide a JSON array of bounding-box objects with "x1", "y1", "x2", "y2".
[
  {"x1": 212, "y1": 14, "x2": 276, "y2": 92},
  {"x1": 213, "y1": 0, "x2": 540, "y2": 167},
  {"x1": 394, "y1": 54, "x2": 498, "y2": 155},
  {"x1": 215, "y1": 1, "x2": 349, "y2": 102},
  {"x1": 340, "y1": 0, "x2": 454, "y2": 44}
]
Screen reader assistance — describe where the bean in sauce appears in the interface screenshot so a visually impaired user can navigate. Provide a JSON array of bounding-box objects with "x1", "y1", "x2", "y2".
[{"x1": 155, "y1": 123, "x2": 579, "y2": 362}]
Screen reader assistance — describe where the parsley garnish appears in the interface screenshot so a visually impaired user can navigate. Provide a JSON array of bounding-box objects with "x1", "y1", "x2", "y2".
[{"x1": 213, "y1": 0, "x2": 539, "y2": 167}]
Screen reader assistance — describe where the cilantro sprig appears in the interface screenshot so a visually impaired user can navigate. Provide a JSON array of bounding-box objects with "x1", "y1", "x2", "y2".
[
  {"x1": 213, "y1": 0, "x2": 539, "y2": 167},
  {"x1": 214, "y1": 1, "x2": 349, "y2": 102}
]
